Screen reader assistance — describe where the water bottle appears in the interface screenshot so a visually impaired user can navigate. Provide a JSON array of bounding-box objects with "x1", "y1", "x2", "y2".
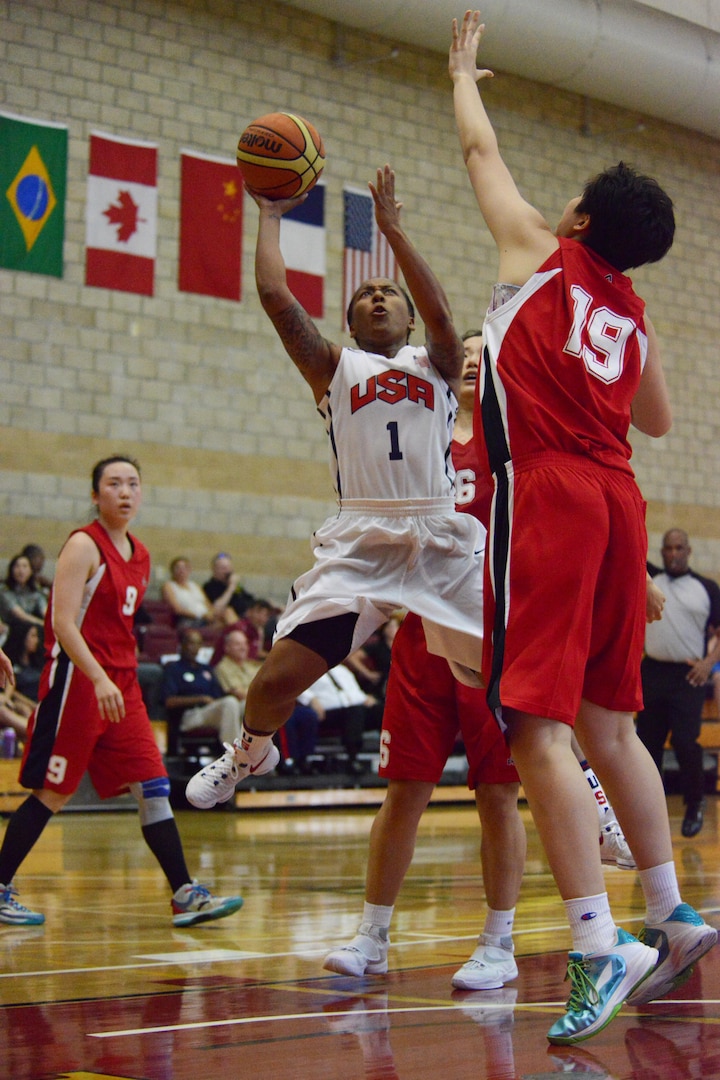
[{"x1": 2, "y1": 728, "x2": 16, "y2": 758}]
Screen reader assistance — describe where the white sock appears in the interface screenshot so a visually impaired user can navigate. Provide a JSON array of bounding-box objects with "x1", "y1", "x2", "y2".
[
  {"x1": 639, "y1": 861, "x2": 682, "y2": 924},
  {"x1": 482, "y1": 907, "x2": 515, "y2": 948},
  {"x1": 564, "y1": 893, "x2": 616, "y2": 954},
  {"x1": 580, "y1": 760, "x2": 613, "y2": 823},
  {"x1": 362, "y1": 901, "x2": 394, "y2": 933},
  {"x1": 238, "y1": 725, "x2": 272, "y2": 760}
]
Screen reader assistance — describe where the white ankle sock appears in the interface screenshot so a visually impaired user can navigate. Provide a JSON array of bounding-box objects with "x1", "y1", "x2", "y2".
[
  {"x1": 564, "y1": 893, "x2": 616, "y2": 954},
  {"x1": 482, "y1": 907, "x2": 516, "y2": 948},
  {"x1": 362, "y1": 901, "x2": 394, "y2": 932},
  {"x1": 239, "y1": 726, "x2": 272, "y2": 759},
  {"x1": 639, "y1": 861, "x2": 682, "y2": 924}
]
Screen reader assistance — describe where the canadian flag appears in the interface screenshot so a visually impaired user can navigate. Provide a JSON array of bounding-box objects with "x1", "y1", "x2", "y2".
[{"x1": 85, "y1": 131, "x2": 158, "y2": 296}]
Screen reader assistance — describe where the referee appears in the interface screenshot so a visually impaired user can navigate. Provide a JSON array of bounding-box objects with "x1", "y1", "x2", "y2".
[{"x1": 637, "y1": 529, "x2": 720, "y2": 836}]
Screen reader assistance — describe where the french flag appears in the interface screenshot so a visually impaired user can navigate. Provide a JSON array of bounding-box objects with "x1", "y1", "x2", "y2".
[
  {"x1": 85, "y1": 131, "x2": 158, "y2": 296},
  {"x1": 279, "y1": 181, "x2": 325, "y2": 318}
]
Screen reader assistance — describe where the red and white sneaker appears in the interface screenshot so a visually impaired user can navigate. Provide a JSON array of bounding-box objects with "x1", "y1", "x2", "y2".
[{"x1": 185, "y1": 739, "x2": 280, "y2": 808}]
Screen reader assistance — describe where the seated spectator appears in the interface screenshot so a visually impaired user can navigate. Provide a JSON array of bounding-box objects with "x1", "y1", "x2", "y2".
[
  {"x1": 203, "y1": 553, "x2": 256, "y2": 624},
  {"x1": 21, "y1": 543, "x2": 53, "y2": 595},
  {"x1": 0, "y1": 554, "x2": 47, "y2": 634},
  {"x1": 345, "y1": 613, "x2": 403, "y2": 703},
  {"x1": 2, "y1": 622, "x2": 43, "y2": 701},
  {"x1": 278, "y1": 703, "x2": 321, "y2": 776},
  {"x1": 213, "y1": 629, "x2": 262, "y2": 712},
  {"x1": 0, "y1": 683, "x2": 35, "y2": 747},
  {"x1": 298, "y1": 664, "x2": 379, "y2": 775},
  {"x1": 161, "y1": 628, "x2": 243, "y2": 752},
  {"x1": 211, "y1": 598, "x2": 277, "y2": 664},
  {"x1": 161, "y1": 557, "x2": 220, "y2": 630}
]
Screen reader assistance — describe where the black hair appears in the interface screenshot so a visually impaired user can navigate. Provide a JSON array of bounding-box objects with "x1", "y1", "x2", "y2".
[
  {"x1": 462, "y1": 329, "x2": 483, "y2": 341},
  {"x1": 91, "y1": 454, "x2": 141, "y2": 494},
  {"x1": 576, "y1": 162, "x2": 675, "y2": 271}
]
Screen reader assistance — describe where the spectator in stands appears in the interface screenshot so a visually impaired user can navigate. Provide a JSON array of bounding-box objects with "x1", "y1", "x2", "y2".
[
  {"x1": 2, "y1": 623, "x2": 43, "y2": 701},
  {"x1": 0, "y1": 554, "x2": 47, "y2": 634},
  {"x1": 213, "y1": 629, "x2": 262, "y2": 713},
  {"x1": 298, "y1": 664, "x2": 379, "y2": 775},
  {"x1": 210, "y1": 598, "x2": 277, "y2": 664},
  {"x1": 203, "y1": 553, "x2": 255, "y2": 623},
  {"x1": 21, "y1": 544, "x2": 53, "y2": 595},
  {"x1": 161, "y1": 628, "x2": 244, "y2": 753},
  {"x1": 0, "y1": 684, "x2": 34, "y2": 745},
  {"x1": 161, "y1": 557, "x2": 221, "y2": 630}
]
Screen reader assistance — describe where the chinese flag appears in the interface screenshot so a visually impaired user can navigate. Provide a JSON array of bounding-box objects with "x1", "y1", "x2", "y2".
[
  {"x1": 178, "y1": 150, "x2": 243, "y2": 301},
  {"x1": 85, "y1": 131, "x2": 157, "y2": 296}
]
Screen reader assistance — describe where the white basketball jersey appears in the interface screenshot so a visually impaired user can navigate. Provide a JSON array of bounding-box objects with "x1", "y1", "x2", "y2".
[{"x1": 317, "y1": 344, "x2": 457, "y2": 502}]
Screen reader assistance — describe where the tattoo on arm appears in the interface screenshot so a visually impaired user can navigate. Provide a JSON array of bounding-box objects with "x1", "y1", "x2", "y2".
[{"x1": 272, "y1": 302, "x2": 332, "y2": 379}]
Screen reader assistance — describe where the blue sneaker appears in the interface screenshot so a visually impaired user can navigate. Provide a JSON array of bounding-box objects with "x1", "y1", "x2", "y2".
[
  {"x1": 172, "y1": 880, "x2": 243, "y2": 927},
  {"x1": 0, "y1": 882, "x2": 45, "y2": 925},
  {"x1": 626, "y1": 903, "x2": 717, "y2": 1006},
  {"x1": 547, "y1": 929, "x2": 658, "y2": 1045}
]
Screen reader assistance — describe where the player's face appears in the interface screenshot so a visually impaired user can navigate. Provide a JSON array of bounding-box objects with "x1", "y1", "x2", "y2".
[
  {"x1": 460, "y1": 335, "x2": 481, "y2": 410},
  {"x1": 93, "y1": 462, "x2": 142, "y2": 524},
  {"x1": 349, "y1": 279, "x2": 414, "y2": 350}
]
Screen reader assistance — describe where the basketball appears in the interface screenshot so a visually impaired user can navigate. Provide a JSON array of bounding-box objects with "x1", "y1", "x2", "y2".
[{"x1": 236, "y1": 113, "x2": 325, "y2": 200}]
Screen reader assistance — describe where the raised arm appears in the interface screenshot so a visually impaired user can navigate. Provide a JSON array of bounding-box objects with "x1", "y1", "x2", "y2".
[
  {"x1": 251, "y1": 192, "x2": 341, "y2": 404},
  {"x1": 449, "y1": 10, "x2": 556, "y2": 284},
  {"x1": 370, "y1": 165, "x2": 463, "y2": 391}
]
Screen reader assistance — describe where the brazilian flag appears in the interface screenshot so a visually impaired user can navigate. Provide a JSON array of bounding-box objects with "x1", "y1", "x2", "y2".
[{"x1": 0, "y1": 112, "x2": 68, "y2": 277}]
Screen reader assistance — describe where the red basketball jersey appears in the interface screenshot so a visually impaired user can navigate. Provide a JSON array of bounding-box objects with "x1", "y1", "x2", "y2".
[
  {"x1": 44, "y1": 519, "x2": 150, "y2": 672},
  {"x1": 477, "y1": 238, "x2": 647, "y2": 478},
  {"x1": 451, "y1": 435, "x2": 493, "y2": 529}
]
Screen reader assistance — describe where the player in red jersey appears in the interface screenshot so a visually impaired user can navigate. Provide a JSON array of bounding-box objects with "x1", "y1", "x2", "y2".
[
  {"x1": 451, "y1": 11, "x2": 715, "y2": 1044},
  {"x1": 0, "y1": 456, "x2": 242, "y2": 928}
]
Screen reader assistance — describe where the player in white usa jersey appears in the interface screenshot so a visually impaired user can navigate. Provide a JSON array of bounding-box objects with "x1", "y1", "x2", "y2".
[{"x1": 186, "y1": 165, "x2": 485, "y2": 810}]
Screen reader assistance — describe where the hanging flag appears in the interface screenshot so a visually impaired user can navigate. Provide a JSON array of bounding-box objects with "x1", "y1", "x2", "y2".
[
  {"x1": 343, "y1": 184, "x2": 398, "y2": 331},
  {"x1": 0, "y1": 111, "x2": 68, "y2": 277},
  {"x1": 178, "y1": 150, "x2": 243, "y2": 301},
  {"x1": 85, "y1": 131, "x2": 157, "y2": 296},
  {"x1": 279, "y1": 181, "x2": 325, "y2": 317}
]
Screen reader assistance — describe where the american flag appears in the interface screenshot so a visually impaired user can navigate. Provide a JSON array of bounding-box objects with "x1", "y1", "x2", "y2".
[{"x1": 342, "y1": 184, "x2": 398, "y2": 331}]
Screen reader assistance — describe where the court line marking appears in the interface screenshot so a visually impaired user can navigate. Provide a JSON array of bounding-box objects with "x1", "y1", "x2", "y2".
[{"x1": 87, "y1": 1002, "x2": 565, "y2": 1039}]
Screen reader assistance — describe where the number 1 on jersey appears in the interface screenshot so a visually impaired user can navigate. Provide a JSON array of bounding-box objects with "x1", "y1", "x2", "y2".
[{"x1": 386, "y1": 421, "x2": 403, "y2": 461}]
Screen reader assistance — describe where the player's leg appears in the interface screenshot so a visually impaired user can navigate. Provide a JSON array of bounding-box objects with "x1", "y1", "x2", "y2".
[
  {"x1": 452, "y1": 780, "x2": 525, "y2": 991},
  {"x1": 1, "y1": 668, "x2": 97, "y2": 925},
  {"x1": 571, "y1": 732, "x2": 635, "y2": 869},
  {"x1": 324, "y1": 613, "x2": 453, "y2": 976},
  {"x1": 576, "y1": 699, "x2": 716, "y2": 1007},
  {"x1": 452, "y1": 682, "x2": 525, "y2": 992},
  {"x1": 0, "y1": 788, "x2": 69, "y2": 925},
  {"x1": 186, "y1": 615, "x2": 366, "y2": 808},
  {"x1": 323, "y1": 779, "x2": 435, "y2": 976}
]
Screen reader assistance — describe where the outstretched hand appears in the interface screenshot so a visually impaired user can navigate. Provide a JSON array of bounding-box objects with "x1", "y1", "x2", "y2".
[
  {"x1": 449, "y1": 9, "x2": 494, "y2": 83},
  {"x1": 369, "y1": 165, "x2": 402, "y2": 234},
  {"x1": 247, "y1": 187, "x2": 308, "y2": 218}
]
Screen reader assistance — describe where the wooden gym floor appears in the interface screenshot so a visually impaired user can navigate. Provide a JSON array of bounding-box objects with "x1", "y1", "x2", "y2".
[{"x1": 1, "y1": 793, "x2": 719, "y2": 1080}]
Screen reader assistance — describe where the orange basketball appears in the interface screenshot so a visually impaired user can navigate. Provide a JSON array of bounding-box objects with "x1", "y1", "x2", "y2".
[{"x1": 236, "y1": 112, "x2": 325, "y2": 199}]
